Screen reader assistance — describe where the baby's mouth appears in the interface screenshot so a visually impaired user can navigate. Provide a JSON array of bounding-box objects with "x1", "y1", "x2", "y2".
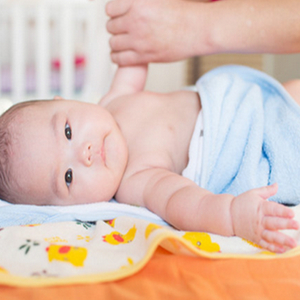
[{"x1": 101, "y1": 139, "x2": 106, "y2": 165}]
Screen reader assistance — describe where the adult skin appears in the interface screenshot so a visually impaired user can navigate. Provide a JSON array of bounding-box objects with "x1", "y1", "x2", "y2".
[{"x1": 106, "y1": 0, "x2": 300, "y2": 65}]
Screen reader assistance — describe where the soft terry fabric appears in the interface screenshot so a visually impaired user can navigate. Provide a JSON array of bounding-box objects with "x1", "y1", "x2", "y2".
[
  {"x1": 0, "y1": 199, "x2": 168, "y2": 228},
  {"x1": 184, "y1": 65, "x2": 300, "y2": 205}
]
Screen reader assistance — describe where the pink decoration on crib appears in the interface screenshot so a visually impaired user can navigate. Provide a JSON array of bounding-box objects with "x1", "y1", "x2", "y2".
[
  {"x1": 1, "y1": 55, "x2": 86, "y2": 94},
  {"x1": 75, "y1": 56, "x2": 86, "y2": 67},
  {"x1": 52, "y1": 55, "x2": 85, "y2": 70},
  {"x1": 52, "y1": 59, "x2": 61, "y2": 70}
]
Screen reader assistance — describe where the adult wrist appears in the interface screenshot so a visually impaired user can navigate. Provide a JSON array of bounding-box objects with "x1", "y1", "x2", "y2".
[{"x1": 187, "y1": 2, "x2": 220, "y2": 57}]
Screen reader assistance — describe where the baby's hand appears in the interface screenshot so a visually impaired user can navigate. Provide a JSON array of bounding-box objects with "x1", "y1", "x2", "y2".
[{"x1": 230, "y1": 184, "x2": 299, "y2": 253}]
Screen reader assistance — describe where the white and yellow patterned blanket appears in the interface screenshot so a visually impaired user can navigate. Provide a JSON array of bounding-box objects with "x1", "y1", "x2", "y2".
[{"x1": 1, "y1": 205, "x2": 300, "y2": 287}]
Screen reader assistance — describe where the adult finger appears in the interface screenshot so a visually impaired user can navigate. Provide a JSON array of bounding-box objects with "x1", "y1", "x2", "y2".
[
  {"x1": 106, "y1": 18, "x2": 127, "y2": 35},
  {"x1": 109, "y1": 35, "x2": 132, "y2": 52},
  {"x1": 111, "y1": 50, "x2": 144, "y2": 66},
  {"x1": 105, "y1": 0, "x2": 133, "y2": 18}
]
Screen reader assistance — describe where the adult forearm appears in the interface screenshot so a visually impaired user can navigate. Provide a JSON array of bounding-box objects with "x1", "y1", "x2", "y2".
[{"x1": 204, "y1": 0, "x2": 300, "y2": 54}]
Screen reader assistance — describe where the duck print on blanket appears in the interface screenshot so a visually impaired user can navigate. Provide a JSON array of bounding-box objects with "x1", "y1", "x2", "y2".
[
  {"x1": 102, "y1": 225, "x2": 137, "y2": 245},
  {"x1": 145, "y1": 223, "x2": 162, "y2": 239},
  {"x1": 1, "y1": 211, "x2": 299, "y2": 287},
  {"x1": 0, "y1": 266, "x2": 8, "y2": 274},
  {"x1": 46, "y1": 244, "x2": 88, "y2": 267},
  {"x1": 182, "y1": 232, "x2": 220, "y2": 252}
]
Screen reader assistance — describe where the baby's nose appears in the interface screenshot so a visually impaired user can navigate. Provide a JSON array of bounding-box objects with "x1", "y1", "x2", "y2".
[{"x1": 80, "y1": 142, "x2": 92, "y2": 166}]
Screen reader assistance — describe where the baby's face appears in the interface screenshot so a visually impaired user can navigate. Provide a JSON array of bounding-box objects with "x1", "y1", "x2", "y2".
[{"x1": 9, "y1": 99, "x2": 128, "y2": 205}]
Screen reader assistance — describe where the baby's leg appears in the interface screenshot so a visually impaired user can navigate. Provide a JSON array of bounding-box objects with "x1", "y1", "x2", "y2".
[{"x1": 283, "y1": 79, "x2": 300, "y2": 105}]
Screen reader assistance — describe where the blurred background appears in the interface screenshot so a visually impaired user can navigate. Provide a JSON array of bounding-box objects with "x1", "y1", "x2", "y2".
[{"x1": 0, "y1": 0, "x2": 300, "y2": 113}]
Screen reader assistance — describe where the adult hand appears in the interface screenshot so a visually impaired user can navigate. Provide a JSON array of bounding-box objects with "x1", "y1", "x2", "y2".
[{"x1": 106, "y1": 0, "x2": 205, "y2": 65}]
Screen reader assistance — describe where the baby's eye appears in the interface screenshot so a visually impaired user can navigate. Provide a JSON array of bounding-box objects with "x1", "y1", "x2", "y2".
[
  {"x1": 65, "y1": 123, "x2": 72, "y2": 140},
  {"x1": 65, "y1": 168, "x2": 73, "y2": 187}
]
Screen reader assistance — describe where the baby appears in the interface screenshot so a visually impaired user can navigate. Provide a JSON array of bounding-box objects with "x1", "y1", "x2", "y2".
[{"x1": 1, "y1": 64, "x2": 300, "y2": 253}]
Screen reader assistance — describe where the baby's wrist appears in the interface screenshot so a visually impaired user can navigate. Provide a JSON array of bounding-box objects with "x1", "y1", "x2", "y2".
[
  {"x1": 229, "y1": 196, "x2": 239, "y2": 237},
  {"x1": 206, "y1": 193, "x2": 236, "y2": 237}
]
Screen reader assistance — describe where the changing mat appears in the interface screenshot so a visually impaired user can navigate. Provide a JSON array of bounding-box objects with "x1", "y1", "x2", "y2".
[{"x1": 1, "y1": 204, "x2": 300, "y2": 287}]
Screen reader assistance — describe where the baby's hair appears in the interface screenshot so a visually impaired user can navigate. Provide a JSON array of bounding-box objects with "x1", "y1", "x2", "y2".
[{"x1": 0, "y1": 100, "x2": 39, "y2": 203}]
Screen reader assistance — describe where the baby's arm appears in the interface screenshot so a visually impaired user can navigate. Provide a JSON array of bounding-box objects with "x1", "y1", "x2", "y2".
[
  {"x1": 99, "y1": 64, "x2": 148, "y2": 106},
  {"x1": 119, "y1": 169, "x2": 298, "y2": 253}
]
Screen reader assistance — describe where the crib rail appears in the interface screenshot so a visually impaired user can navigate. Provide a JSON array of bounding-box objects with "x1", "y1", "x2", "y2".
[{"x1": 0, "y1": 0, "x2": 114, "y2": 105}]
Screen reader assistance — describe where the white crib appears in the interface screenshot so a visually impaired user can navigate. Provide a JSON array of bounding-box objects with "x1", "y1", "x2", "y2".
[{"x1": 0, "y1": 0, "x2": 114, "y2": 109}]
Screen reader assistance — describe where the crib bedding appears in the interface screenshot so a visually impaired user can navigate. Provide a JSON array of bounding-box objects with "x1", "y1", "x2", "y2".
[{"x1": 1, "y1": 205, "x2": 300, "y2": 299}]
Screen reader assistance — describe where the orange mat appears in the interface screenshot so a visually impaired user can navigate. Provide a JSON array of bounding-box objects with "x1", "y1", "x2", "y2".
[{"x1": 1, "y1": 246, "x2": 300, "y2": 300}]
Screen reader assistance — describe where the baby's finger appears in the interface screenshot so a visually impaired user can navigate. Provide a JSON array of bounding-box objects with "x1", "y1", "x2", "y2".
[
  {"x1": 262, "y1": 201, "x2": 295, "y2": 218},
  {"x1": 255, "y1": 183, "x2": 278, "y2": 200},
  {"x1": 259, "y1": 240, "x2": 282, "y2": 253},
  {"x1": 262, "y1": 230, "x2": 297, "y2": 249},
  {"x1": 259, "y1": 240, "x2": 286, "y2": 253},
  {"x1": 263, "y1": 216, "x2": 299, "y2": 231},
  {"x1": 106, "y1": 0, "x2": 133, "y2": 18}
]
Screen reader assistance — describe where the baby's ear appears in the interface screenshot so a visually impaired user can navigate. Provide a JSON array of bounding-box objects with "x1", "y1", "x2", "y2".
[{"x1": 53, "y1": 96, "x2": 64, "y2": 101}]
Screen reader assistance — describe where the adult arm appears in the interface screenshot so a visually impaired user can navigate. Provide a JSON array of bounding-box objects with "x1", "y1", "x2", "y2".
[{"x1": 106, "y1": 0, "x2": 300, "y2": 65}]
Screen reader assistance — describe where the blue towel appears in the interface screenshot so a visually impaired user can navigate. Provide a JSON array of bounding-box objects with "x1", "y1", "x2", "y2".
[
  {"x1": 193, "y1": 65, "x2": 300, "y2": 204},
  {"x1": 0, "y1": 199, "x2": 167, "y2": 228}
]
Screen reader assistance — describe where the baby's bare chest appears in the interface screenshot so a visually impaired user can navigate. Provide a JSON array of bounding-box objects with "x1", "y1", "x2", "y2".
[{"x1": 112, "y1": 91, "x2": 201, "y2": 174}]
